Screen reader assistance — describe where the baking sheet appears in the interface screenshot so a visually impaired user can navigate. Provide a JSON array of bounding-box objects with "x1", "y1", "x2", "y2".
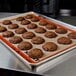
[{"x1": 0, "y1": 12, "x2": 76, "y2": 66}]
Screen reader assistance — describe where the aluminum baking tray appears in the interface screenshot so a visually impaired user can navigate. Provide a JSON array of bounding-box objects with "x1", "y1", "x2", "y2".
[{"x1": 0, "y1": 12, "x2": 76, "y2": 72}]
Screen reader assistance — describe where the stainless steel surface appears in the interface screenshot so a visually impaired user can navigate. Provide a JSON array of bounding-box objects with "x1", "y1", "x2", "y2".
[
  {"x1": 0, "y1": 13, "x2": 76, "y2": 76},
  {"x1": 44, "y1": 54, "x2": 76, "y2": 76}
]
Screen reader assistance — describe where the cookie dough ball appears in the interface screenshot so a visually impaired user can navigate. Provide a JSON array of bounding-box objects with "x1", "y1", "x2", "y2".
[
  {"x1": 27, "y1": 23, "x2": 37, "y2": 29},
  {"x1": 15, "y1": 27, "x2": 27, "y2": 34},
  {"x1": 8, "y1": 24, "x2": 19, "y2": 29},
  {"x1": 2, "y1": 20, "x2": 12, "y2": 25},
  {"x1": 57, "y1": 37, "x2": 72, "y2": 44},
  {"x1": 31, "y1": 36, "x2": 45, "y2": 44},
  {"x1": 39, "y1": 20, "x2": 48, "y2": 26},
  {"x1": 18, "y1": 41, "x2": 32, "y2": 50},
  {"x1": 0, "y1": 26, "x2": 7, "y2": 32},
  {"x1": 22, "y1": 32, "x2": 35, "y2": 39},
  {"x1": 28, "y1": 48, "x2": 44, "y2": 59},
  {"x1": 46, "y1": 23, "x2": 57, "y2": 30},
  {"x1": 9, "y1": 36, "x2": 22, "y2": 44},
  {"x1": 55, "y1": 27, "x2": 67, "y2": 34},
  {"x1": 35, "y1": 27, "x2": 46, "y2": 33},
  {"x1": 42, "y1": 42, "x2": 58, "y2": 51},
  {"x1": 16, "y1": 17, "x2": 24, "y2": 21},
  {"x1": 21, "y1": 20, "x2": 31, "y2": 25},
  {"x1": 45, "y1": 31, "x2": 57, "y2": 38},
  {"x1": 24, "y1": 14, "x2": 33, "y2": 19},
  {"x1": 2, "y1": 31, "x2": 14, "y2": 37},
  {"x1": 31, "y1": 16, "x2": 40, "y2": 22},
  {"x1": 67, "y1": 32, "x2": 76, "y2": 39}
]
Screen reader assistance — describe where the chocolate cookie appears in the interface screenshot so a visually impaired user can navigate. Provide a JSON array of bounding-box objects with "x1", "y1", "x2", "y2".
[
  {"x1": 8, "y1": 24, "x2": 19, "y2": 29},
  {"x1": 28, "y1": 48, "x2": 44, "y2": 59},
  {"x1": 27, "y1": 23, "x2": 37, "y2": 29},
  {"x1": 45, "y1": 31, "x2": 57, "y2": 38},
  {"x1": 2, "y1": 20, "x2": 12, "y2": 25},
  {"x1": 67, "y1": 32, "x2": 76, "y2": 39},
  {"x1": 57, "y1": 37, "x2": 72, "y2": 44},
  {"x1": 42, "y1": 42, "x2": 58, "y2": 51},
  {"x1": 31, "y1": 36, "x2": 45, "y2": 44},
  {"x1": 21, "y1": 20, "x2": 31, "y2": 25},
  {"x1": 2, "y1": 31, "x2": 14, "y2": 37},
  {"x1": 35, "y1": 27, "x2": 46, "y2": 33},
  {"x1": 16, "y1": 17, "x2": 24, "y2": 21},
  {"x1": 15, "y1": 27, "x2": 27, "y2": 34},
  {"x1": 24, "y1": 14, "x2": 33, "y2": 19},
  {"x1": 46, "y1": 23, "x2": 57, "y2": 30},
  {"x1": 22, "y1": 32, "x2": 35, "y2": 39},
  {"x1": 55, "y1": 27, "x2": 67, "y2": 34},
  {"x1": 31, "y1": 16, "x2": 40, "y2": 22},
  {"x1": 9, "y1": 36, "x2": 22, "y2": 44},
  {"x1": 0, "y1": 26, "x2": 7, "y2": 32},
  {"x1": 18, "y1": 41, "x2": 32, "y2": 50},
  {"x1": 39, "y1": 20, "x2": 48, "y2": 26}
]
